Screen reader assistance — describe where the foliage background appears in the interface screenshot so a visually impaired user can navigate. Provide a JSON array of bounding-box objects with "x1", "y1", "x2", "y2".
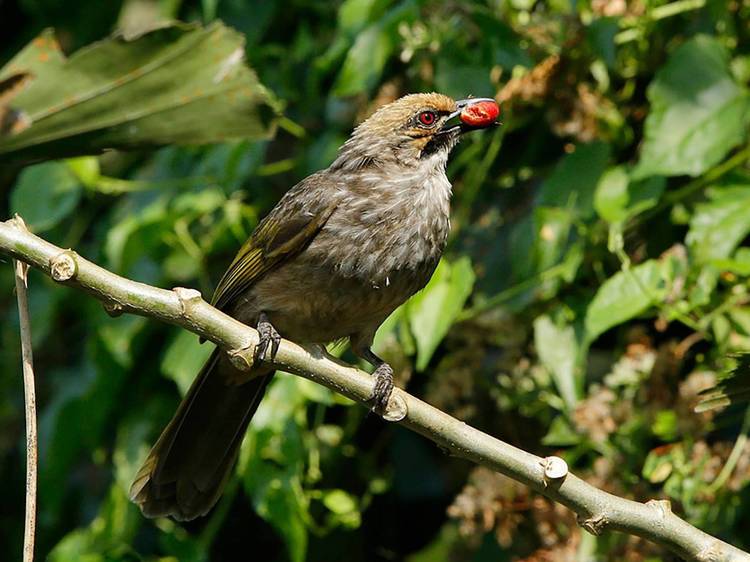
[{"x1": 1, "y1": 0, "x2": 750, "y2": 560}]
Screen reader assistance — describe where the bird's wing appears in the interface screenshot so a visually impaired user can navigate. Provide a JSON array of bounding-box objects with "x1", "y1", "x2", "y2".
[{"x1": 211, "y1": 187, "x2": 337, "y2": 312}]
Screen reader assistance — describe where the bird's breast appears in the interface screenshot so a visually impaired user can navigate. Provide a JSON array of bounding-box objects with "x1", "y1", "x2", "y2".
[{"x1": 319, "y1": 168, "x2": 452, "y2": 287}]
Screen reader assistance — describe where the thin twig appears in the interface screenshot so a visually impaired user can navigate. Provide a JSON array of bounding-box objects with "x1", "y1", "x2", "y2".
[
  {"x1": 12, "y1": 216, "x2": 37, "y2": 562},
  {"x1": 707, "y1": 406, "x2": 750, "y2": 495},
  {"x1": 0, "y1": 216, "x2": 748, "y2": 562}
]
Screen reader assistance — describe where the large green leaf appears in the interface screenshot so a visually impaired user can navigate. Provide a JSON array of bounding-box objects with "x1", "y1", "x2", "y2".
[
  {"x1": 0, "y1": 22, "x2": 279, "y2": 164},
  {"x1": 332, "y1": 3, "x2": 417, "y2": 96},
  {"x1": 584, "y1": 259, "x2": 668, "y2": 343},
  {"x1": 161, "y1": 330, "x2": 215, "y2": 395},
  {"x1": 633, "y1": 35, "x2": 750, "y2": 179},
  {"x1": 10, "y1": 161, "x2": 82, "y2": 232},
  {"x1": 686, "y1": 183, "x2": 750, "y2": 264},
  {"x1": 333, "y1": 24, "x2": 392, "y2": 96},
  {"x1": 533, "y1": 315, "x2": 580, "y2": 410},
  {"x1": 406, "y1": 257, "x2": 476, "y2": 371}
]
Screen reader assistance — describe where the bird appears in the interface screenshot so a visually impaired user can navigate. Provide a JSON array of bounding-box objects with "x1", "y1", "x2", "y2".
[{"x1": 129, "y1": 92, "x2": 500, "y2": 521}]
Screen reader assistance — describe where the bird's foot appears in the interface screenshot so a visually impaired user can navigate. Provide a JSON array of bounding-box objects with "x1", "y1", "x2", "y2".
[
  {"x1": 370, "y1": 362, "x2": 394, "y2": 414},
  {"x1": 255, "y1": 314, "x2": 281, "y2": 363}
]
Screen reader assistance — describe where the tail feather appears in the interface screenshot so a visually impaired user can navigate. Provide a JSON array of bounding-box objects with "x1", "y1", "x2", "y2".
[{"x1": 130, "y1": 349, "x2": 273, "y2": 521}]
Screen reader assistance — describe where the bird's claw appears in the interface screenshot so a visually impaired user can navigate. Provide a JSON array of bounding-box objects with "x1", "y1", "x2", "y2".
[
  {"x1": 370, "y1": 362, "x2": 394, "y2": 414},
  {"x1": 255, "y1": 316, "x2": 281, "y2": 363}
]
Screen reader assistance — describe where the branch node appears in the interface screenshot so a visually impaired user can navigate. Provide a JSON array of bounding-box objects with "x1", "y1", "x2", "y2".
[
  {"x1": 103, "y1": 301, "x2": 124, "y2": 317},
  {"x1": 578, "y1": 514, "x2": 608, "y2": 536},
  {"x1": 49, "y1": 250, "x2": 78, "y2": 282},
  {"x1": 11, "y1": 214, "x2": 29, "y2": 231},
  {"x1": 381, "y1": 392, "x2": 408, "y2": 422},
  {"x1": 646, "y1": 498, "x2": 672, "y2": 518},
  {"x1": 227, "y1": 346, "x2": 256, "y2": 372},
  {"x1": 696, "y1": 542, "x2": 725, "y2": 562},
  {"x1": 541, "y1": 456, "x2": 568, "y2": 486},
  {"x1": 173, "y1": 287, "x2": 203, "y2": 315}
]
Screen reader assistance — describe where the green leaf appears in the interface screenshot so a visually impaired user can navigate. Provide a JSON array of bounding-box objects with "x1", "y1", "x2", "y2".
[
  {"x1": 533, "y1": 206, "x2": 574, "y2": 271},
  {"x1": 538, "y1": 141, "x2": 611, "y2": 219},
  {"x1": 542, "y1": 411, "x2": 581, "y2": 446},
  {"x1": 686, "y1": 184, "x2": 750, "y2": 264},
  {"x1": 587, "y1": 17, "x2": 618, "y2": 68},
  {"x1": 0, "y1": 22, "x2": 279, "y2": 163},
  {"x1": 322, "y1": 489, "x2": 357, "y2": 514},
  {"x1": 105, "y1": 194, "x2": 169, "y2": 271},
  {"x1": 534, "y1": 315, "x2": 580, "y2": 410},
  {"x1": 321, "y1": 489, "x2": 361, "y2": 528},
  {"x1": 338, "y1": 0, "x2": 387, "y2": 32},
  {"x1": 434, "y1": 60, "x2": 492, "y2": 102},
  {"x1": 407, "y1": 257, "x2": 476, "y2": 371},
  {"x1": 333, "y1": 24, "x2": 392, "y2": 96},
  {"x1": 584, "y1": 260, "x2": 667, "y2": 343},
  {"x1": 98, "y1": 315, "x2": 147, "y2": 369},
  {"x1": 10, "y1": 161, "x2": 82, "y2": 232},
  {"x1": 65, "y1": 156, "x2": 100, "y2": 187},
  {"x1": 161, "y1": 330, "x2": 215, "y2": 395},
  {"x1": 251, "y1": 468, "x2": 307, "y2": 562},
  {"x1": 627, "y1": 175, "x2": 666, "y2": 216},
  {"x1": 594, "y1": 166, "x2": 665, "y2": 223},
  {"x1": 594, "y1": 166, "x2": 629, "y2": 222},
  {"x1": 633, "y1": 35, "x2": 750, "y2": 179},
  {"x1": 652, "y1": 409, "x2": 679, "y2": 441},
  {"x1": 332, "y1": 3, "x2": 416, "y2": 96},
  {"x1": 713, "y1": 247, "x2": 750, "y2": 276}
]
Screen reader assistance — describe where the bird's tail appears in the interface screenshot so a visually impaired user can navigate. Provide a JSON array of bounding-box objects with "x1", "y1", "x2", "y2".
[{"x1": 130, "y1": 348, "x2": 273, "y2": 521}]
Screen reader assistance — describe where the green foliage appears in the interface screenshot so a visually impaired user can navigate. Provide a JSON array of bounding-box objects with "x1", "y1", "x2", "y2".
[
  {"x1": 0, "y1": 22, "x2": 279, "y2": 164},
  {"x1": 2, "y1": 0, "x2": 750, "y2": 561},
  {"x1": 534, "y1": 315, "x2": 580, "y2": 411},
  {"x1": 584, "y1": 259, "x2": 667, "y2": 344},
  {"x1": 10, "y1": 161, "x2": 82, "y2": 231},
  {"x1": 687, "y1": 183, "x2": 750, "y2": 264},
  {"x1": 633, "y1": 35, "x2": 750, "y2": 179},
  {"x1": 406, "y1": 256, "x2": 475, "y2": 371},
  {"x1": 242, "y1": 376, "x2": 312, "y2": 562}
]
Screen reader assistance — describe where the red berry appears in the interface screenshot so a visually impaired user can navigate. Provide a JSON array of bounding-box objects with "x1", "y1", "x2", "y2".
[{"x1": 460, "y1": 100, "x2": 500, "y2": 127}]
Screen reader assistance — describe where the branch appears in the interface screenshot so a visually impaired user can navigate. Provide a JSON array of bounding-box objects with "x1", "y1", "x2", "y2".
[
  {"x1": 1, "y1": 216, "x2": 748, "y2": 562},
  {"x1": 12, "y1": 218, "x2": 37, "y2": 562}
]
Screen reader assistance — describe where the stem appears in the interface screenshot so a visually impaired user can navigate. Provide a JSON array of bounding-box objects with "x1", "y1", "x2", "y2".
[
  {"x1": 707, "y1": 406, "x2": 750, "y2": 495},
  {"x1": 614, "y1": 0, "x2": 707, "y2": 44},
  {"x1": 459, "y1": 261, "x2": 569, "y2": 321},
  {"x1": 13, "y1": 231, "x2": 37, "y2": 562},
  {"x1": 650, "y1": 0, "x2": 706, "y2": 21},
  {"x1": 640, "y1": 145, "x2": 750, "y2": 224}
]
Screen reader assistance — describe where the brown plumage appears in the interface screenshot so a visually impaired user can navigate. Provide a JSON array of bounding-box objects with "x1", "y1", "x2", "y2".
[{"x1": 130, "y1": 93, "x2": 498, "y2": 520}]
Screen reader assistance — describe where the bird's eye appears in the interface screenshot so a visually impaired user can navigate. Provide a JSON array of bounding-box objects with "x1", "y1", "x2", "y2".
[{"x1": 417, "y1": 111, "x2": 437, "y2": 127}]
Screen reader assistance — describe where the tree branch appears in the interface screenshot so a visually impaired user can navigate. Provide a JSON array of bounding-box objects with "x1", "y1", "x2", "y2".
[
  {"x1": 12, "y1": 217, "x2": 37, "y2": 562},
  {"x1": 1, "y1": 216, "x2": 747, "y2": 562}
]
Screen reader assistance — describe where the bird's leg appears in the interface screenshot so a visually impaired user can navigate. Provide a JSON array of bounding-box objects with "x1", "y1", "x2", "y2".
[
  {"x1": 255, "y1": 312, "x2": 281, "y2": 363},
  {"x1": 358, "y1": 347, "x2": 394, "y2": 413}
]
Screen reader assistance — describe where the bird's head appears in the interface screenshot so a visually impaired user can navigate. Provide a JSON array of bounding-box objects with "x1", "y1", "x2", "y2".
[{"x1": 332, "y1": 93, "x2": 499, "y2": 172}]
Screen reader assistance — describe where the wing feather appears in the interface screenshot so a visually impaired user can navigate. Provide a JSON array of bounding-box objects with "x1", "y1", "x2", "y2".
[{"x1": 210, "y1": 198, "x2": 336, "y2": 311}]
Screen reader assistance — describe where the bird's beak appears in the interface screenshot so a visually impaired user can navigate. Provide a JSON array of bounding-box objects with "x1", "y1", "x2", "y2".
[{"x1": 440, "y1": 97, "x2": 500, "y2": 134}]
